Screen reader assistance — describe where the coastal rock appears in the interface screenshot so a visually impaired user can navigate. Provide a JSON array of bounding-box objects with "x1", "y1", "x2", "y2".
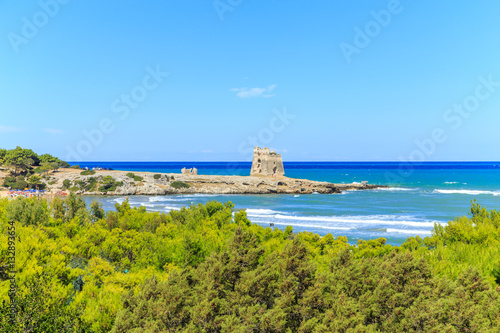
[{"x1": 39, "y1": 168, "x2": 388, "y2": 196}]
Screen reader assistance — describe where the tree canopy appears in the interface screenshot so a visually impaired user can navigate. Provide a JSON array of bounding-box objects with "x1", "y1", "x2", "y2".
[
  {"x1": 1, "y1": 197, "x2": 499, "y2": 332},
  {"x1": 0, "y1": 146, "x2": 69, "y2": 176}
]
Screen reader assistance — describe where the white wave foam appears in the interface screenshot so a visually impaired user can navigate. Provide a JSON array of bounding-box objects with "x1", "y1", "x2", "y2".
[
  {"x1": 111, "y1": 197, "x2": 125, "y2": 204},
  {"x1": 165, "y1": 205, "x2": 180, "y2": 210},
  {"x1": 272, "y1": 214, "x2": 441, "y2": 227},
  {"x1": 149, "y1": 196, "x2": 166, "y2": 202},
  {"x1": 261, "y1": 221, "x2": 351, "y2": 231},
  {"x1": 293, "y1": 195, "x2": 300, "y2": 198},
  {"x1": 149, "y1": 196, "x2": 192, "y2": 202},
  {"x1": 376, "y1": 187, "x2": 415, "y2": 191},
  {"x1": 386, "y1": 228, "x2": 432, "y2": 235},
  {"x1": 434, "y1": 189, "x2": 500, "y2": 196},
  {"x1": 246, "y1": 208, "x2": 283, "y2": 215},
  {"x1": 444, "y1": 181, "x2": 458, "y2": 184}
]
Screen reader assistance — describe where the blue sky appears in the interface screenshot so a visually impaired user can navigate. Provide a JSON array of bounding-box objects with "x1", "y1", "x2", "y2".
[{"x1": 1, "y1": 0, "x2": 500, "y2": 161}]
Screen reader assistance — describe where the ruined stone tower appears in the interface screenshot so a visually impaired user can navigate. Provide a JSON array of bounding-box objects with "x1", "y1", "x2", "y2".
[{"x1": 250, "y1": 147, "x2": 285, "y2": 177}]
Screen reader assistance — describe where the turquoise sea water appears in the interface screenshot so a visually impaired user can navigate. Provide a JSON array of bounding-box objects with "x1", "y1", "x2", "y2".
[{"x1": 77, "y1": 162, "x2": 500, "y2": 245}]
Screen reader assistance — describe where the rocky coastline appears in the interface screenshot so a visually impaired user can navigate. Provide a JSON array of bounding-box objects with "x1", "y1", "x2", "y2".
[{"x1": 15, "y1": 168, "x2": 388, "y2": 196}]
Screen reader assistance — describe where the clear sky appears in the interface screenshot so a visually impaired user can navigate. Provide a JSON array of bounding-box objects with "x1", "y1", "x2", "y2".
[{"x1": 1, "y1": 0, "x2": 500, "y2": 161}]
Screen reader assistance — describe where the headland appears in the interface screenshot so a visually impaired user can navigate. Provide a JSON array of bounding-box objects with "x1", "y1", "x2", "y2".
[{"x1": 0, "y1": 168, "x2": 386, "y2": 196}]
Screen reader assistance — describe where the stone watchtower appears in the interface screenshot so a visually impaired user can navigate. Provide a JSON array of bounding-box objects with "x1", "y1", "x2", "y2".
[{"x1": 250, "y1": 147, "x2": 285, "y2": 177}]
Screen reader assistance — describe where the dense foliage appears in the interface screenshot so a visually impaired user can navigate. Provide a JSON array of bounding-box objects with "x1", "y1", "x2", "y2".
[
  {"x1": 0, "y1": 147, "x2": 69, "y2": 190},
  {"x1": 1, "y1": 197, "x2": 499, "y2": 332},
  {"x1": 0, "y1": 146, "x2": 69, "y2": 176}
]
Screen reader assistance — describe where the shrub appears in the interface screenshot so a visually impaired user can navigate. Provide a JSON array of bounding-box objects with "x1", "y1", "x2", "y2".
[
  {"x1": 98, "y1": 176, "x2": 123, "y2": 193},
  {"x1": 12, "y1": 180, "x2": 29, "y2": 190},
  {"x1": 170, "y1": 175, "x2": 174, "y2": 180},
  {"x1": 84, "y1": 177, "x2": 98, "y2": 191},
  {"x1": 3, "y1": 176, "x2": 31, "y2": 190},
  {"x1": 3, "y1": 176, "x2": 16, "y2": 188},
  {"x1": 70, "y1": 165, "x2": 81, "y2": 169},
  {"x1": 126, "y1": 172, "x2": 143, "y2": 181},
  {"x1": 80, "y1": 170, "x2": 96, "y2": 176},
  {"x1": 153, "y1": 174, "x2": 162, "y2": 180},
  {"x1": 170, "y1": 181, "x2": 190, "y2": 189},
  {"x1": 62, "y1": 179, "x2": 71, "y2": 189},
  {"x1": 48, "y1": 180, "x2": 56, "y2": 185}
]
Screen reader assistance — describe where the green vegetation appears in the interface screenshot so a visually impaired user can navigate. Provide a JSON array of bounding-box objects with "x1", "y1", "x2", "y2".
[
  {"x1": 126, "y1": 172, "x2": 143, "y2": 182},
  {"x1": 27, "y1": 175, "x2": 45, "y2": 190},
  {"x1": 72, "y1": 177, "x2": 99, "y2": 192},
  {"x1": 2, "y1": 146, "x2": 38, "y2": 176},
  {"x1": 98, "y1": 176, "x2": 123, "y2": 193},
  {"x1": 62, "y1": 179, "x2": 72, "y2": 189},
  {"x1": 38, "y1": 153, "x2": 70, "y2": 168},
  {"x1": 0, "y1": 149, "x2": 6, "y2": 165},
  {"x1": 1, "y1": 198, "x2": 500, "y2": 332},
  {"x1": 170, "y1": 181, "x2": 190, "y2": 189},
  {"x1": 153, "y1": 174, "x2": 162, "y2": 180},
  {"x1": 80, "y1": 170, "x2": 96, "y2": 176},
  {"x1": 70, "y1": 165, "x2": 81, "y2": 169},
  {"x1": 63, "y1": 177, "x2": 114, "y2": 193},
  {"x1": 2, "y1": 176, "x2": 29, "y2": 190},
  {"x1": 0, "y1": 147, "x2": 69, "y2": 191}
]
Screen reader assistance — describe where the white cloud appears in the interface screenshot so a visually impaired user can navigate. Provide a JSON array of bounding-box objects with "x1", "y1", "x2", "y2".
[
  {"x1": 0, "y1": 125, "x2": 22, "y2": 133},
  {"x1": 43, "y1": 128, "x2": 65, "y2": 135},
  {"x1": 231, "y1": 84, "x2": 277, "y2": 98}
]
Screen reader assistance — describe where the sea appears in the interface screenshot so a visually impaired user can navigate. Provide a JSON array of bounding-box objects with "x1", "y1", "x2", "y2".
[{"x1": 75, "y1": 162, "x2": 500, "y2": 246}]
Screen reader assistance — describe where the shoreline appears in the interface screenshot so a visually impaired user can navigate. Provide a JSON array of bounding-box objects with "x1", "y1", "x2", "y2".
[{"x1": 1, "y1": 168, "x2": 389, "y2": 196}]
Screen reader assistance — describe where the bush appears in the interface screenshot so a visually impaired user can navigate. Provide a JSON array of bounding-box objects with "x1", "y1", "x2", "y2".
[
  {"x1": 153, "y1": 174, "x2": 162, "y2": 180},
  {"x1": 98, "y1": 176, "x2": 123, "y2": 193},
  {"x1": 70, "y1": 165, "x2": 81, "y2": 169},
  {"x1": 3, "y1": 176, "x2": 16, "y2": 188},
  {"x1": 80, "y1": 170, "x2": 96, "y2": 176},
  {"x1": 170, "y1": 175, "x2": 174, "y2": 180},
  {"x1": 84, "y1": 177, "x2": 98, "y2": 192},
  {"x1": 62, "y1": 179, "x2": 71, "y2": 189},
  {"x1": 126, "y1": 172, "x2": 143, "y2": 181},
  {"x1": 12, "y1": 180, "x2": 29, "y2": 190},
  {"x1": 170, "y1": 181, "x2": 190, "y2": 189},
  {"x1": 3, "y1": 176, "x2": 31, "y2": 190}
]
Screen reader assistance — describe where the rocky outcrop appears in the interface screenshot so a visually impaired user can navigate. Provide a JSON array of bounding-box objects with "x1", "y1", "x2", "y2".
[{"x1": 42, "y1": 168, "x2": 388, "y2": 196}]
